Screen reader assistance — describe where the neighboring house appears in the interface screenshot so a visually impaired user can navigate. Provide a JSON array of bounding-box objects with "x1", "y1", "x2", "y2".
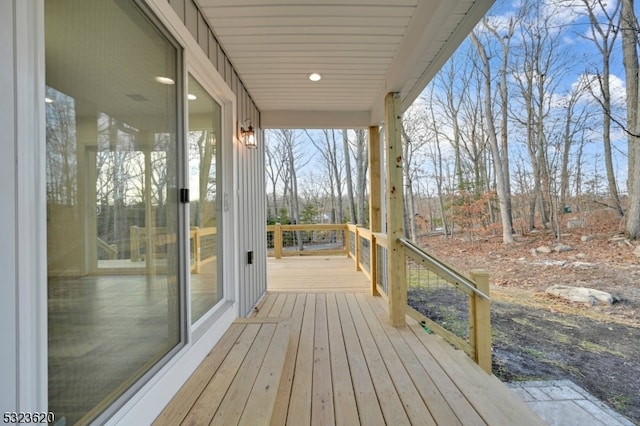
[{"x1": 1, "y1": 0, "x2": 494, "y2": 424}]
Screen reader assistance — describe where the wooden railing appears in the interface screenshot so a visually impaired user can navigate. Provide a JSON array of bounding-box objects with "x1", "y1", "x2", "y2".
[
  {"x1": 189, "y1": 227, "x2": 217, "y2": 273},
  {"x1": 130, "y1": 226, "x2": 216, "y2": 273},
  {"x1": 97, "y1": 237, "x2": 118, "y2": 260},
  {"x1": 267, "y1": 223, "x2": 348, "y2": 258},
  {"x1": 268, "y1": 222, "x2": 492, "y2": 372},
  {"x1": 399, "y1": 238, "x2": 491, "y2": 373}
]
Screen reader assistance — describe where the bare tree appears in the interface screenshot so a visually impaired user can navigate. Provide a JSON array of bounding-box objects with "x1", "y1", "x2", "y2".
[
  {"x1": 559, "y1": 80, "x2": 591, "y2": 211},
  {"x1": 305, "y1": 129, "x2": 344, "y2": 223},
  {"x1": 354, "y1": 129, "x2": 369, "y2": 225},
  {"x1": 484, "y1": 13, "x2": 517, "y2": 232},
  {"x1": 510, "y1": 1, "x2": 572, "y2": 231},
  {"x1": 434, "y1": 57, "x2": 470, "y2": 190},
  {"x1": 425, "y1": 89, "x2": 451, "y2": 237},
  {"x1": 401, "y1": 112, "x2": 420, "y2": 240},
  {"x1": 45, "y1": 88, "x2": 77, "y2": 205},
  {"x1": 621, "y1": 0, "x2": 640, "y2": 238},
  {"x1": 265, "y1": 134, "x2": 287, "y2": 220},
  {"x1": 471, "y1": 31, "x2": 515, "y2": 243},
  {"x1": 576, "y1": 0, "x2": 624, "y2": 215},
  {"x1": 342, "y1": 129, "x2": 357, "y2": 223}
]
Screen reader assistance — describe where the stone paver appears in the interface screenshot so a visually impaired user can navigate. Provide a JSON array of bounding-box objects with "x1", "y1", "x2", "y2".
[{"x1": 507, "y1": 380, "x2": 634, "y2": 426}]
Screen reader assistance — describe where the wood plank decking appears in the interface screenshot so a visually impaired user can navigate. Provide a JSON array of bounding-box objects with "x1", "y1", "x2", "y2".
[
  {"x1": 266, "y1": 256, "x2": 370, "y2": 293},
  {"x1": 155, "y1": 257, "x2": 544, "y2": 425}
]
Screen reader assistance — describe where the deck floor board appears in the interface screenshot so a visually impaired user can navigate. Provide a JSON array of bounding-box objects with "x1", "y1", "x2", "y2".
[{"x1": 155, "y1": 256, "x2": 544, "y2": 425}]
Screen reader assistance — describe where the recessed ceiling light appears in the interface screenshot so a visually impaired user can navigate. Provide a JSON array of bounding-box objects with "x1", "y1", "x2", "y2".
[
  {"x1": 188, "y1": 94, "x2": 197, "y2": 100},
  {"x1": 308, "y1": 73, "x2": 322, "y2": 82},
  {"x1": 155, "y1": 76, "x2": 175, "y2": 85}
]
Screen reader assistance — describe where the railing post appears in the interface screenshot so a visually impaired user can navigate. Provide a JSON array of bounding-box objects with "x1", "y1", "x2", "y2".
[
  {"x1": 274, "y1": 223, "x2": 283, "y2": 259},
  {"x1": 193, "y1": 227, "x2": 201, "y2": 274},
  {"x1": 469, "y1": 270, "x2": 491, "y2": 374},
  {"x1": 370, "y1": 233, "x2": 379, "y2": 296},
  {"x1": 354, "y1": 225, "x2": 361, "y2": 271},
  {"x1": 130, "y1": 226, "x2": 140, "y2": 262},
  {"x1": 343, "y1": 224, "x2": 349, "y2": 257}
]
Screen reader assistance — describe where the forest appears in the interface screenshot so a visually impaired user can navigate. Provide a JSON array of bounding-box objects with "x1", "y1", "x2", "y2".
[{"x1": 265, "y1": 0, "x2": 640, "y2": 242}]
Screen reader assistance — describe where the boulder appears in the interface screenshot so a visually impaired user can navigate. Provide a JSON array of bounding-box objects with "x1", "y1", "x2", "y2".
[
  {"x1": 535, "y1": 246, "x2": 552, "y2": 254},
  {"x1": 554, "y1": 244, "x2": 573, "y2": 253},
  {"x1": 581, "y1": 235, "x2": 594, "y2": 242},
  {"x1": 546, "y1": 285, "x2": 615, "y2": 306},
  {"x1": 567, "y1": 220, "x2": 584, "y2": 229}
]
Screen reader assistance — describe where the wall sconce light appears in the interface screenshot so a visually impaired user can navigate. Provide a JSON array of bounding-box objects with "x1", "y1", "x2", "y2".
[{"x1": 240, "y1": 120, "x2": 257, "y2": 149}]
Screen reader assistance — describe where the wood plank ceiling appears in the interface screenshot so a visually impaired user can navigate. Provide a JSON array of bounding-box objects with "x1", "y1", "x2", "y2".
[{"x1": 198, "y1": 0, "x2": 495, "y2": 128}]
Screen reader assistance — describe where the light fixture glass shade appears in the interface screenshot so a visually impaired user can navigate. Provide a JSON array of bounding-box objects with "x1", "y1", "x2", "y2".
[
  {"x1": 244, "y1": 126, "x2": 258, "y2": 149},
  {"x1": 242, "y1": 124, "x2": 257, "y2": 149}
]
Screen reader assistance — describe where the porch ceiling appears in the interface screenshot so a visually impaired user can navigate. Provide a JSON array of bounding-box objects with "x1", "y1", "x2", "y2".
[{"x1": 198, "y1": 0, "x2": 495, "y2": 128}]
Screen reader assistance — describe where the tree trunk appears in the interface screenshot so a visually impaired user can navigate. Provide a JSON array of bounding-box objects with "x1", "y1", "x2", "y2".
[
  {"x1": 471, "y1": 32, "x2": 515, "y2": 244},
  {"x1": 343, "y1": 129, "x2": 357, "y2": 223},
  {"x1": 621, "y1": 0, "x2": 640, "y2": 238},
  {"x1": 356, "y1": 129, "x2": 368, "y2": 225}
]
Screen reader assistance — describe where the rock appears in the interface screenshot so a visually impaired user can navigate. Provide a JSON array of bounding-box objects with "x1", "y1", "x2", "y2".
[
  {"x1": 634, "y1": 246, "x2": 640, "y2": 258},
  {"x1": 581, "y1": 235, "x2": 594, "y2": 242},
  {"x1": 567, "y1": 220, "x2": 584, "y2": 229},
  {"x1": 535, "y1": 246, "x2": 552, "y2": 254},
  {"x1": 536, "y1": 260, "x2": 567, "y2": 267},
  {"x1": 546, "y1": 285, "x2": 615, "y2": 306},
  {"x1": 571, "y1": 261, "x2": 595, "y2": 268},
  {"x1": 554, "y1": 244, "x2": 573, "y2": 253}
]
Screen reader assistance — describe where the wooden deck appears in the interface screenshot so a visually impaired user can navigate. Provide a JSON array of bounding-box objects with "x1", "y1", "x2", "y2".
[
  {"x1": 155, "y1": 257, "x2": 544, "y2": 425},
  {"x1": 266, "y1": 256, "x2": 370, "y2": 293}
]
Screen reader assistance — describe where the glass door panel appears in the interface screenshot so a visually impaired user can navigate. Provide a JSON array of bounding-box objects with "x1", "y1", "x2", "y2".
[
  {"x1": 45, "y1": 0, "x2": 182, "y2": 423},
  {"x1": 188, "y1": 75, "x2": 223, "y2": 323}
]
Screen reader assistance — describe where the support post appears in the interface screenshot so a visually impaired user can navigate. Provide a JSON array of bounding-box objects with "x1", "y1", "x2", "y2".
[
  {"x1": 385, "y1": 92, "x2": 406, "y2": 327},
  {"x1": 274, "y1": 223, "x2": 283, "y2": 259},
  {"x1": 469, "y1": 270, "x2": 491, "y2": 374}
]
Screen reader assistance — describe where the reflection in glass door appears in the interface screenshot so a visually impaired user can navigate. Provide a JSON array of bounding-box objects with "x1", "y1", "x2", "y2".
[
  {"x1": 188, "y1": 75, "x2": 223, "y2": 323},
  {"x1": 45, "y1": 0, "x2": 182, "y2": 423}
]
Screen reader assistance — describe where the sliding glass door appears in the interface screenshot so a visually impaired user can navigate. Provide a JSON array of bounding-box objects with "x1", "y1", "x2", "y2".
[{"x1": 46, "y1": 0, "x2": 182, "y2": 423}]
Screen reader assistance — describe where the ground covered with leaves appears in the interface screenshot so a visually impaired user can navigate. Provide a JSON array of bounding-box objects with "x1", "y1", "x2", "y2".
[{"x1": 419, "y1": 211, "x2": 640, "y2": 424}]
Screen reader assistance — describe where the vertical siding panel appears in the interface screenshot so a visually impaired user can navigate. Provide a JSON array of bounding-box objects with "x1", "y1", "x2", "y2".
[
  {"x1": 169, "y1": 0, "x2": 185, "y2": 22},
  {"x1": 225, "y1": 57, "x2": 232, "y2": 88},
  {"x1": 197, "y1": 14, "x2": 208, "y2": 54},
  {"x1": 185, "y1": 0, "x2": 198, "y2": 38},
  {"x1": 208, "y1": 32, "x2": 218, "y2": 69},
  {"x1": 217, "y1": 44, "x2": 224, "y2": 77}
]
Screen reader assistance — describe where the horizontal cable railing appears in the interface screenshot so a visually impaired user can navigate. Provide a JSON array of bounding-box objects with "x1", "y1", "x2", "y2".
[
  {"x1": 400, "y1": 238, "x2": 489, "y2": 300},
  {"x1": 190, "y1": 227, "x2": 217, "y2": 273},
  {"x1": 399, "y1": 238, "x2": 491, "y2": 372},
  {"x1": 267, "y1": 223, "x2": 347, "y2": 258}
]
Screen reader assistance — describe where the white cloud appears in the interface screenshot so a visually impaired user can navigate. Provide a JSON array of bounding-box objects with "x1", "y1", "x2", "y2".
[{"x1": 578, "y1": 72, "x2": 627, "y2": 108}]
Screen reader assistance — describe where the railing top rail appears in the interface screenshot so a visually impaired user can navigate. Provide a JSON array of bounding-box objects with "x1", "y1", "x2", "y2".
[
  {"x1": 399, "y1": 238, "x2": 490, "y2": 301},
  {"x1": 267, "y1": 223, "x2": 348, "y2": 231}
]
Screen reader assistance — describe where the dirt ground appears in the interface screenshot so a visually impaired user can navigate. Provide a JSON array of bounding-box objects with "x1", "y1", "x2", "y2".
[{"x1": 418, "y1": 211, "x2": 640, "y2": 424}]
